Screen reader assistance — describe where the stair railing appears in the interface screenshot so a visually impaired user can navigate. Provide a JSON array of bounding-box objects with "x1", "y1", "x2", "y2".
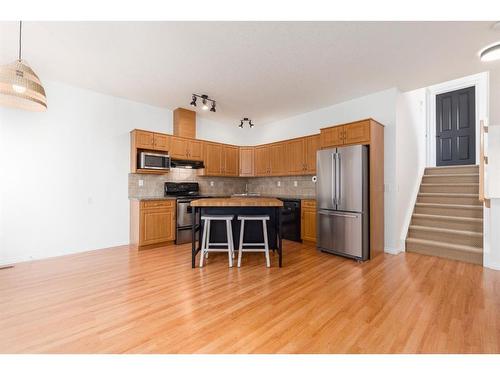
[{"x1": 479, "y1": 119, "x2": 490, "y2": 208}]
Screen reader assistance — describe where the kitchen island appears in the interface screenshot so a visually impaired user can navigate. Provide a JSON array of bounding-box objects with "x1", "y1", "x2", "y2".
[{"x1": 190, "y1": 198, "x2": 284, "y2": 268}]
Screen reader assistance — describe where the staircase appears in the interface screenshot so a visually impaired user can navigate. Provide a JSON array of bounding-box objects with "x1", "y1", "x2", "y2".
[{"x1": 406, "y1": 165, "x2": 483, "y2": 265}]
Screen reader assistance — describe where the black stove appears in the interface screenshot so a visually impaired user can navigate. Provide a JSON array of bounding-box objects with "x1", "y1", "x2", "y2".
[{"x1": 165, "y1": 182, "x2": 201, "y2": 199}]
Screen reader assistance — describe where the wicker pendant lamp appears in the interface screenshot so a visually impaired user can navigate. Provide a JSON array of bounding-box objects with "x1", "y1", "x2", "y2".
[{"x1": 0, "y1": 21, "x2": 47, "y2": 112}]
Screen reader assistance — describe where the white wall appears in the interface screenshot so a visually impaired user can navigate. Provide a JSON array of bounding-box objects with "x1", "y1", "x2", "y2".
[
  {"x1": 395, "y1": 89, "x2": 427, "y2": 252},
  {"x1": 235, "y1": 88, "x2": 400, "y2": 252},
  {"x1": 0, "y1": 81, "x2": 171, "y2": 265}
]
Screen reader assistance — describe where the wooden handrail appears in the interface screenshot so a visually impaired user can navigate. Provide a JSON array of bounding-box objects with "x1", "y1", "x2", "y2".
[{"x1": 479, "y1": 119, "x2": 489, "y2": 207}]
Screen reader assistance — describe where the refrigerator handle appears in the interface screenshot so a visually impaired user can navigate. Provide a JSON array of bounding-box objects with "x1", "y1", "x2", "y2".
[
  {"x1": 337, "y1": 153, "x2": 341, "y2": 206},
  {"x1": 331, "y1": 153, "x2": 336, "y2": 206}
]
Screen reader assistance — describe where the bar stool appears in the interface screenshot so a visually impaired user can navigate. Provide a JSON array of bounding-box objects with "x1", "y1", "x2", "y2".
[
  {"x1": 199, "y1": 215, "x2": 235, "y2": 268},
  {"x1": 237, "y1": 215, "x2": 270, "y2": 268}
]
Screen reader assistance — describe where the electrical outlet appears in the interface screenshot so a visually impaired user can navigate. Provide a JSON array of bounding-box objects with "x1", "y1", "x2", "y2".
[
  {"x1": 138, "y1": 179, "x2": 144, "y2": 187},
  {"x1": 277, "y1": 181, "x2": 281, "y2": 187},
  {"x1": 294, "y1": 181, "x2": 298, "y2": 187},
  {"x1": 210, "y1": 181, "x2": 214, "y2": 187}
]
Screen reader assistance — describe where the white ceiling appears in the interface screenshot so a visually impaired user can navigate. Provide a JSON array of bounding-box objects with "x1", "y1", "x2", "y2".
[{"x1": 1, "y1": 21, "x2": 499, "y2": 125}]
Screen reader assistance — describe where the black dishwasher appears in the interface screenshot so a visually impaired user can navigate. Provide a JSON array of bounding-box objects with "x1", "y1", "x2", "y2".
[{"x1": 279, "y1": 199, "x2": 301, "y2": 242}]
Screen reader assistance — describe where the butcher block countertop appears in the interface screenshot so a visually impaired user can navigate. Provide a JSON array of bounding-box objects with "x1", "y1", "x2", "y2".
[{"x1": 190, "y1": 197, "x2": 284, "y2": 207}]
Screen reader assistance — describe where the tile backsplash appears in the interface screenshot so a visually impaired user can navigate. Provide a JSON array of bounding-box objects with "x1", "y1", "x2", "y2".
[{"x1": 129, "y1": 169, "x2": 316, "y2": 198}]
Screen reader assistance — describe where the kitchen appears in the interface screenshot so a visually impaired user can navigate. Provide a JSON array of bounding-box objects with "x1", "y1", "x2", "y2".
[{"x1": 129, "y1": 109, "x2": 384, "y2": 266}]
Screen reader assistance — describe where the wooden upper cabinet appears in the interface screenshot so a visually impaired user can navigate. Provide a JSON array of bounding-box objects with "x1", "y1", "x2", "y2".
[
  {"x1": 320, "y1": 126, "x2": 344, "y2": 148},
  {"x1": 134, "y1": 130, "x2": 155, "y2": 149},
  {"x1": 187, "y1": 140, "x2": 204, "y2": 160},
  {"x1": 304, "y1": 134, "x2": 320, "y2": 174},
  {"x1": 153, "y1": 133, "x2": 170, "y2": 152},
  {"x1": 269, "y1": 142, "x2": 287, "y2": 176},
  {"x1": 286, "y1": 139, "x2": 306, "y2": 175},
  {"x1": 320, "y1": 119, "x2": 371, "y2": 148},
  {"x1": 239, "y1": 147, "x2": 254, "y2": 177},
  {"x1": 254, "y1": 146, "x2": 270, "y2": 176},
  {"x1": 169, "y1": 137, "x2": 188, "y2": 159},
  {"x1": 173, "y1": 108, "x2": 196, "y2": 139},
  {"x1": 223, "y1": 145, "x2": 239, "y2": 176},
  {"x1": 344, "y1": 120, "x2": 370, "y2": 145},
  {"x1": 204, "y1": 142, "x2": 223, "y2": 175}
]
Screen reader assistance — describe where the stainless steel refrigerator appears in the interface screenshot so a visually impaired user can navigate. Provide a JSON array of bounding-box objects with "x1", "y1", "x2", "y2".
[{"x1": 316, "y1": 145, "x2": 369, "y2": 260}]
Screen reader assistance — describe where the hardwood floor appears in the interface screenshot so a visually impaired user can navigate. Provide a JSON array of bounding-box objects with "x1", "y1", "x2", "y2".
[{"x1": 1, "y1": 241, "x2": 500, "y2": 353}]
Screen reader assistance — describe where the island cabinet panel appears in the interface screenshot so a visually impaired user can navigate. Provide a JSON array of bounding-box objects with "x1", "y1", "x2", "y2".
[
  {"x1": 304, "y1": 134, "x2": 320, "y2": 174},
  {"x1": 270, "y1": 142, "x2": 287, "y2": 176},
  {"x1": 239, "y1": 147, "x2": 254, "y2": 177},
  {"x1": 223, "y1": 145, "x2": 239, "y2": 176},
  {"x1": 204, "y1": 142, "x2": 223, "y2": 175},
  {"x1": 130, "y1": 200, "x2": 175, "y2": 250},
  {"x1": 301, "y1": 199, "x2": 317, "y2": 243},
  {"x1": 286, "y1": 139, "x2": 306, "y2": 174},
  {"x1": 255, "y1": 145, "x2": 271, "y2": 176}
]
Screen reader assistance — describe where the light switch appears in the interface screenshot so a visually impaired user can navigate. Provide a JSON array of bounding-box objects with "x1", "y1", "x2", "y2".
[
  {"x1": 138, "y1": 179, "x2": 144, "y2": 187},
  {"x1": 294, "y1": 181, "x2": 298, "y2": 187}
]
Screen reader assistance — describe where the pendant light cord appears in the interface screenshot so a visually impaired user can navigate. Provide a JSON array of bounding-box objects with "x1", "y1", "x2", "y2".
[{"x1": 18, "y1": 21, "x2": 22, "y2": 61}]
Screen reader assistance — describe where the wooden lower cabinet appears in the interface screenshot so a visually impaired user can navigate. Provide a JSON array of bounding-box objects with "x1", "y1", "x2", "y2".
[
  {"x1": 130, "y1": 199, "x2": 176, "y2": 249},
  {"x1": 301, "y1": 199, "x2": 317, "y2": 243}
]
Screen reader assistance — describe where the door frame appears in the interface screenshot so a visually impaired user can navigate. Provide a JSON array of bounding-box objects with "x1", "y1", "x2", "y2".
[{"x1": 425, "y1": 72, "x2": 489, "y2": 167}]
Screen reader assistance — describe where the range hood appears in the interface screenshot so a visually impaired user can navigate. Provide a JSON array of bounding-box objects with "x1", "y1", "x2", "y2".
[{"x1": 170, "y1": 159, "x2": 205, "y2": 169}]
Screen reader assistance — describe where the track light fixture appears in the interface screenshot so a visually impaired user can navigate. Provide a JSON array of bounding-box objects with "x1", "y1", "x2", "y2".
[
  {"x1": 238, "y1": 118, "x2": 254, "y2": 129},
  {"x1": 190, "y1": 94, "x2": 216, "y2": 112}
]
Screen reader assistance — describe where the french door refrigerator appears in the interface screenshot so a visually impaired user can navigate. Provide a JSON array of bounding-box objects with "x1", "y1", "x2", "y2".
[{"x1": 316, "y1": 145, "x2": 370, "y2": 260}]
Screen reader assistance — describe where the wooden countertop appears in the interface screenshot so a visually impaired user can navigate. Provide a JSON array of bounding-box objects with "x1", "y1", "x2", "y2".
[{"x1": 190, "y1": 197, "x2": 284, "y2": 207}]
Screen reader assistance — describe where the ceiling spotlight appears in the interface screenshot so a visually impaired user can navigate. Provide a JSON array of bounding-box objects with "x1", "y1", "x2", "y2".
[
  {"x1": 480, "y1": 42, "x2": 500, "y2": 62},
  {"x1": 238, "y1": 118, "x2": 254, "y2": 129},
  {"x1": 190, "y1": 94, "x2": 216, "y2": 112}
]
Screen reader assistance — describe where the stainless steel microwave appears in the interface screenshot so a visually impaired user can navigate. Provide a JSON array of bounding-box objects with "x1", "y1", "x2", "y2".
[{"x1": 139, "y1": 151, "x2": 171, "y2": 170}]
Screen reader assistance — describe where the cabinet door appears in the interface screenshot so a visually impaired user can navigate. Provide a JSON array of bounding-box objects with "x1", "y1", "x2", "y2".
[
  {"x1": 301, "y1": 200, "x2": 317, "y2": 242},
  {"x1": 254, "y1": 146, "x2": 270, "y2": 176},
  {"x1": 135, "y1": 130, "x2": 155, "y2": 149},
  {"x1": 269, "y1": 142, "x2": 287, "y2": 176},
  {"x1": 170, "y1": 137, "x2": 188, "y2": 159},
  {"x1": 320, "y1": 126, "x2": 344, "y2": 148},
  {"x1": 223, "y1": 145, "x2": 239, "y2": 176},
  {"x1": 285, "y1": 139, "x2": 305, "y2": 175},
  {"x1": 204, "y1": 142, "x2": 223, "y2": 175},
  {"x1": 304, "y1": 134, "x2": 320, "y2": 174},
  {"x1": 239, "y1": 147, "x2": 254, "y2": 177},
  {"x1": 140, "y1": 208, "x2": 175, "y2": 245},
  {"x1": 344, "y1": 121, "x2": 370, "y2": 145},
  {"x1": 188, "y1": 140, "x2": 204, "y2": 160},
  {"x1": 153, "y1": 133, "x2": 170, "y2": 152}
]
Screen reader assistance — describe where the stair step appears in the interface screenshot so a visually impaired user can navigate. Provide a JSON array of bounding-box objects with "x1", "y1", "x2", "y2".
[
  {"x1": 414, "y1": 203, "x2": 483, "y2": 218},
  {"x1": 411, "y1": 213, "x2": 483, "y2": 232},
  {"x1": 408, "y1": 225, "x2": 483, "y2": 247},
  {"x1": 406, "y1": 238, "x2": 483, "y2": 265},
  {"x1": 419, "y1": 183, "x2": 479, "y2": 194},
  {"x1": 424, "y1": 165, "x2": 479, "y2": 175},
  {"x1": 416, "y1": 193, "x2": 480, "y2": 205},
  {"x1": 422, "y1": 174, "x2": 479, "y2": 184}
]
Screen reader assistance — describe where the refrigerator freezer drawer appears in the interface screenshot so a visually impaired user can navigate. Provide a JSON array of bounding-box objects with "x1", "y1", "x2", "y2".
[{"x1": 317, "y1": 210, "x2": 365, "y2": 260}]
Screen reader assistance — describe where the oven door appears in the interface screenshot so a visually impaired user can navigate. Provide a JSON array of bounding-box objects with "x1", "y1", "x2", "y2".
[{"x1": 177, "y1": 199, "x2": 198, "y2": 227}]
